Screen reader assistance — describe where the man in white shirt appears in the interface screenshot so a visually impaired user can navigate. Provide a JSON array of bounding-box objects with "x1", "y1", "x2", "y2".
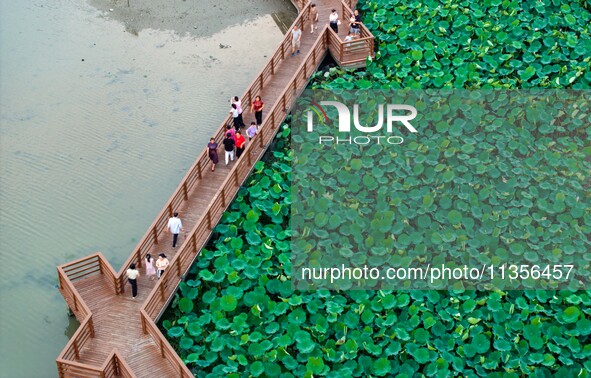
[
  {"x1": 167, "y1": 212, "x2": 183, "y2": 247},
  {"x1": 291, "y1": 25, "x2": 302, "y2": 56}
]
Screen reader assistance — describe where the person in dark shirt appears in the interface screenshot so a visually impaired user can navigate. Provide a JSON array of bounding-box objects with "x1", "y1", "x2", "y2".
[
  {"x1": 223, "y1": 132, "x2": 235, "y2": 165},
  {"x1": 351, "y1": 9, "x2": 361, "y2": 35}
]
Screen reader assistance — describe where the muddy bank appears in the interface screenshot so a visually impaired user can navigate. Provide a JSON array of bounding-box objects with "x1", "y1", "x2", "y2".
[{"x1": 88, "y1": 0, "x2": 297, "y2": 36}]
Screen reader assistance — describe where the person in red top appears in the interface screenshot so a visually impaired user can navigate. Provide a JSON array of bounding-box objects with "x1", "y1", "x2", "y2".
[
  {"x1": 235, "y1": 131, "x2": 246, "y2": 158},
  {"x1": 251, "y1": 95, "x2": 264, "y2": 126}
]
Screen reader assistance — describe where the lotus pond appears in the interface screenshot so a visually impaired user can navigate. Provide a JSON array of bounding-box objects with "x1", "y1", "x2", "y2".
[{"x1": 160, "y1": 0, "x2": 591, "y2": 376}]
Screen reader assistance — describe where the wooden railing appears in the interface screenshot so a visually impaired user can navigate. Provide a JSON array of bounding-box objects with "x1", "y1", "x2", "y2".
[
  {"x1": 140, "y1": 312, "x2": 193, "y2": 378},
  {"x1": 57, "y1": 350, "x2": 136, "y2": 378},
  {"x1": 56, "y1": 0, "x2": 374, "y2": 376}
]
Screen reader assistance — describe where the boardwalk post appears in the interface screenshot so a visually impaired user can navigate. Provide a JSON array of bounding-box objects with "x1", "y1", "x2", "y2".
[
  {"x1": 271, "y1": 59, "x2": 275, "y2": 75},
  {"x1": 207, "y1": 210, "x2": 212, "y2": 229},
  {"x1": 259, "y1": 127, "x2": 264, "y2": 148},
  {"x1": 197, "y1": 160, "x2": 202, "y2": 180},
  {"x1": 221, "y1": 190, "x2": 226, "y2": 207},
  {"x1": 89, "y1": 317, "x2": 95, "y2": 338},
  {"x1": 73, "y1": 339, "x2": 80, "y2": 360},
  {"x1": 281, "y1": 43, "x2": 284, "y2": 60},
  {"x1": 141, "y1": 313, "x2": 147, "y2": 334},
  {"x1": 182, "y1": 182, "x2": 188, "y2": 201},
  {"x1": 259, "y1": 75, "x2": 264, "y2": 91},
  {"x1": 153, "y1": 227, "x2": 159, "y2": 245},
  {"x1": 234, "y1": 170, "x2": 239, "y2": 187},
  {"x1": 160, "y1": 282, "x2": 165, "y2": 303}
]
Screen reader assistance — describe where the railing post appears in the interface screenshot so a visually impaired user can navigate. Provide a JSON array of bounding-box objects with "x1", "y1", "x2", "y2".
[
  {"x1": 73, "y1": 295, "x2": 78, "y2": 312},
  {"x1": 177, "y1": 261, "x2": 181, "y2": 277},
  {"x1": 197, "y1": 161, "x2": 202, "y2": 180},
  {"x1": 153, "y1": 227, "x2": 159, "y2": 245},
  {"x1": 97, "y1": 256, "x2": 103, "y2": 274},
  {"x1": 221, "y1": 190, "x2": 226, "y2": 207},
  {"x1": 168, "y1": 204, "x2": 173, "y2": 217},
  {"x1": 89, "y1": 316, "x2": 95, "y2": 338},
  {"x1": 259, "y1": 127, "x2": 264, "y2": 148},
  {"x1": 313, "y1": 47, "x2": 316, "y2": 64},
  {"x1": 247, "y1": 149, "x2": 252, "y2": 166},
  {"x1": 136, "y1": 249, "x2": 143, "y2": 268},
  {"x1": 340, "y1": 40, "x2": 344, "y2": 64},
  {"x1": 248, "y1": 89, "x2": 252, "y2": 107},
  {"x1": 271, "y1": 59, "x2": 275, "y2": 75},
  {"x1": 234, "y1": 170, "x2": 239, "y2": 187},
  {"x1": 56, "y1": 362, "x2": 64, "y2": 378},
  {"x1": 259, "y1": 75, "x2": 264, "y2": 91},
  {"x1": 160, "y1": 339, "x2": 165, "y2": 358},
  {"x1": 207, "y1": 210, "x2": 212, "y2": 229},
  {"x1": 281, "y1": 43, "x2": 284, "y2": 60},
  {"x1": 141, "y1": 312, "x2": 147, "y2": 334},
  {"x1": 183, "y1": 182, "x2": 188, "y2": 201},
  {"x1": 73, "y1": 339, "x2": 80, "y2": 360},
  {"x1": 160, "y1": 283, "x2": 165, "y2": 303}
]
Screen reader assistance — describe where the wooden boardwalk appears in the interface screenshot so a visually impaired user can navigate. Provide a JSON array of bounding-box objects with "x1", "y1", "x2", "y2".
[{"x1": 55, "y1": 0, "x2": 373, "y2": 377}]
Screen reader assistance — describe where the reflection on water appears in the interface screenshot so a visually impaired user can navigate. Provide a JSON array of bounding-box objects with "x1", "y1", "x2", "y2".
[{"x1": 0, "y1": 0, "x2": 295, "y2": 376}]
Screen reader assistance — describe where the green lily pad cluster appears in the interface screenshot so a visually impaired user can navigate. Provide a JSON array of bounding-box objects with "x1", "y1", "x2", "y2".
[
  {"x1": 336, "y1": 0, "x2": 591, "y2": 89},
  {"x1": 160, "y1": 120, "x2": 591, "y2": 376},
  {"x1": 291, "y1": 89, "x2": 591, "y2": 290}
]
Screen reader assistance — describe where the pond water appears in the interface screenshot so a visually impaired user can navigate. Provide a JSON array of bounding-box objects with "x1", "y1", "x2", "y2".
[{"x1": 0, "y1": 0, "x2": 296, "y2": 376}]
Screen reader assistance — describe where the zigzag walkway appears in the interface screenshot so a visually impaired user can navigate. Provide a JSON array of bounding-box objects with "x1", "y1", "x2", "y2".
[{"x1": 55, "y1": 0, "x2": 373, "y2": 376}]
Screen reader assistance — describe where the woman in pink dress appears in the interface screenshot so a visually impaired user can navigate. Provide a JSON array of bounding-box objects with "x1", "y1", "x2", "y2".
[{"x1": 145, "y1": 254, "x2": 156, "y2": 280}]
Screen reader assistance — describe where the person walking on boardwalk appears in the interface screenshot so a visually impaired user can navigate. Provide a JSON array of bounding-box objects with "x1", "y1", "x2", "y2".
[
  {"x1": 155, "y1": 253, "x2": 169, "y2": 279},
  {"x1": 349, "y1": 10, "x2": 361, "y2": 35},
  {"x1": 329, "y1": 9, "x2": 340, "y2": 33},
  {"x1": 229, "y1": 104, "x2": 241, "y2": 131},
  {"x1": 246, "y1": 121, "x2": 258, "y2": 141},
  {"x1": 251, "y1": 96, "x2": 264, "y2": 126},
  {"x1": 223, "y1": 132, "x2": 235, "y2": 165},
  {"x1": 231, "y1": 96, "x2": 246, "y2": 128},
  {"x1": 126, "y1": 263, "x2": 140, "y2": 299},
  {"x1": 207, "y1": 137, "x2": 219, "y2": 172},
  {"x1": 235, "y1": 131, "x2": 246, "y2": 158},
  {"x1": 145, "y1": 254, "x2": 156, "y2": 281},
  {"x1": 226, "y1": 124, "x2": 236, "y2": 141},
  {"x1": 309, "y1": 4, "x2": 318, "y2": 33},
  {"x1": 291, "y1": 25, "x2": 302, "y2": 56},
  {"x1": 167, "y1": 212, "x2": 183, "y2": 248}
]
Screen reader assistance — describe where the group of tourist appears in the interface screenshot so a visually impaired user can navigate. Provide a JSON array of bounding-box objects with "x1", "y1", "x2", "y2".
[
  {"x1": 207, "y1": 95, "x2": 264, "y2": 171},
  {"x1": 122, "y1": 8, "x2": 364, "y2": 300},
  {"x1": 124, "y1": 213, "x2": 182, "y2": 298},
  {"x1": 292, "y1": 6, "x2": 363, "y2": 55}
]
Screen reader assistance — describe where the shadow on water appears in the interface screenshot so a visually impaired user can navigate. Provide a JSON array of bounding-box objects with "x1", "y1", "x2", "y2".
[{"x1": 64, "y1": 314, "x2": 80, "y2": 339}]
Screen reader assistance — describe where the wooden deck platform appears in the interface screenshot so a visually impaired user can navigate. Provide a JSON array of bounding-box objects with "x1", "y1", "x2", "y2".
[{"x1": 55, "y1": 1, "x2": 373, "y2": 377}]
